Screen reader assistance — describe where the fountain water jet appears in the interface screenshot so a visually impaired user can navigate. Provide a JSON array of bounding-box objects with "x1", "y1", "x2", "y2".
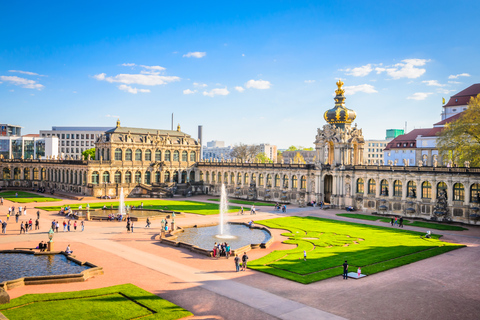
[
  {"x1": 119, "y1": 187, "x2": 126, "y2": 216},
  {"x1": 217, "y1": 183, "x2": 235, "y2": 239}
]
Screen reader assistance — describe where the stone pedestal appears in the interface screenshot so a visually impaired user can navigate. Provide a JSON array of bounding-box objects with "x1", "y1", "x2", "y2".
[
  {"x1": 47, "y1": 241, "x2": 54, "y2": 252},
  {"x1": 0, "y1": 288, "x2": 10, "y2": 304},
  {"x1": 86, "y1": 210, "x2": 90, "y2": 221},
  {"x1": 161, "y1": 230, "x2": 165, "y2": 238}
]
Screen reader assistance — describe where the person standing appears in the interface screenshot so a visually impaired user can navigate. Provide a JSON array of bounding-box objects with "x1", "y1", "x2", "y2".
[
  {"x1": 6, "y1": 212, "x2": 9, "y2": 222},
  {"x1": 241, "y1": 252, "x2": 249, "y2": 271},
  {"x1": 63, "y1": 220, "x2": 67, "y2": 232},
  {"x1": 55, "y1": 221, "x2": 59, "y2": 233},
  {"x1": 234, "y1": 254, "x2": 240, "y2": 272},
  {"x1": 304, "y1": 250, "x2": 307, "y2": 261},
  {"x1": 126, "y1": 221, "x2": 130, "y2": 232},
  {"x1": 20, "y1": 221, "x2": 25, "y2": 234},
  {"x1": 35, "y1": 219, "x2": 39, "y2": 230},
  {"x1": 146, "y1": 217, "x2": 151, "y2": 228},
  {"x1": 74, "y1": 221, "x2": 77, "y2": 231},
  {"x1": 342, "y1": 260, "x2": 349, "y2": 280},
  {"x1": 251, "y1": 205, "x2": 256, "y2": 215},
  {"x1": 67, "y1": 220, "x2": 71, "y2": 232},
  {"x1": 131, "y1": 221, "x2": 134, "y2": 233},
  {"x1": 240, "y1": 206, "x2": 244, "y2": 215},
  {"x1": 81, "y1": 220, "x2": 85, "y2": 232},
  {"x1": 2, "y1": 221, "x2": 6, "y2": 234},
  {"x1": 390, "y1": 218, "x2": 394, "y2": 226},
  {"x1": 0, "y1": 197, "x2": 3, "y2": 205},
  {"x1": 15, "y1": 212, "x2": 19, "y2": 223},
  {"x1": 399, "y1": 217, "x2": 404, "y2": 228},
  {"x1": 37, "y1": 210, "x2": 40, "y2": 219}
]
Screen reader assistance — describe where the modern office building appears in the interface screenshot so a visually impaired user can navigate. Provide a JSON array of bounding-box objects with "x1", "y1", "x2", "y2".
[
  {"x1": 39, "y1": 126, "x2": 113, "y2": 159},
  {"x1": 203, "y1": 140, "x2": 233, "y2": 160},
  {"x1": 259, "y1": 143, "x2": 277, "y2": 162},
  {"x1": 0, "y1": 135, "x2": 58, "y2": 159},
  {"x1": 0, "y1": 124, "x2": 22, "y2": 137}
]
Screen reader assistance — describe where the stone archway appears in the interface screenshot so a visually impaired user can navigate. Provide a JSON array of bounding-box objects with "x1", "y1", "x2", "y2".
[{"x1": 324, "y1": 174, "x2": 333, "y2": 203}]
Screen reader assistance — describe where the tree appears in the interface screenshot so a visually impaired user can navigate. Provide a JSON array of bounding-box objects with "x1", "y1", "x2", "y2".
[
  {"x1": 437, "y1": 94, "x2": 480, "y2": 167},
  {"x1": 286, "y1": 145, "x2": 313, "y2": 151},
  {"x1": 230, "y1": 144, "x2": 262, "y2": 162},
  {"x1": 255, "y1": 152, "x2": 273, "y2": 163},
  {"x1": 82, "y1": 148, "x2": 95, "y2": 160},
  {"x1": 276, "y1": 150, "x2": 283, "y2": 162},
  {"x1": 286, "y1": 145, "x2": 298, "y2": 151}
]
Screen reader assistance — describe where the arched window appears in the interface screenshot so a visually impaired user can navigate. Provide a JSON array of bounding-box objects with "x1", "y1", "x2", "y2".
[
  {"x1": 259, "y1": 174, "x2": 264, "y2": 186},
  {"x1": 155, "y1": 149, "x2": 162, "y2": 161},
  {"x1": 244, "y1": 173, "x2": 249, "y2": 184},
  {"x1": 407, "y1": 181, "x2": 416, "y2": 198},
  {"x1": 33, "y1": 168, "x2": 39, "y2": 180},
  {"x1": 173, "y1": 171, "x2": 179, "y2": 183},
  {"x1": 266, "y1": 174, "x2": 272, "y2": 187},
  {"x1": 101, "y1": 148, "x2": 104, "y2": 160},
  {"x1": 3, "y1": 168, "x2": 10, "y2": 180},
  {"x1": 145, "y1": 171, "x2": 151, "y2": 185},
  {"x1": 103, "y1": 171, "x2": 110, "y2": 183},
  {"x1": 125, "y1": 171, "x2": 132, "y2": 183},
  {"x1": 83, "y1": 172, "x2": 87, "y2": 185},
  {"x1": 283, "y1": 175, "x2": 289, "y2": 188},
  {"x1": 145, "y1": 149, "x2": 152, "y2": 161},
  {"x1": 453, "y1": 183, "x2": 464, "y2": 201},
  {"x1": 199, "y1": 171, "x2": 204, "y2": 182},
  {"x1": 368, "y1": 179, "x2": 376, "y2": 195},
  {"x1": 217, "y1": 172, "x2": 221, "y2": 183},
  {"x1": 92, "y1": 171, "x2": 99, "y2": 184},
  {"x1": 356, "y1": 178, "x2": 364, "y2": 194},
  {"x1": 14, "y1": 168, "x2": 21, "y2": 180},
  {"x1": 155, "y1": 171, "x2": 161, "y2": 184},
  {"x1": 301, "y1": 175, "x2": 307, "y2": 189},
  {"x1": 205, "y1": 172, "x2": 210, "y2": 183},
  {"x1": 41, "y1": 168, "x2": 46, "y2": 180},
  {"x1": 422, "y1": 181, "x2": 431, "y2": 199},
  {"x1": 237, "y1": 173, "x2": 242, "y2": 184},
  {"x1": 125, "y1": 149, "x2": 132, "y2": 161},
  {"x1": 115, "y1": 148, "x2": 122, "y2": 161},
  {"x1": 135, "y1": 171, "x2": 141, "y2": 183},
  {"x1": 230, "y1": 173, "x2": 235, "y2": 184},
  {"x1": 471, "y1": 184, "x2": 480, "y2": 203},
  {"x1": 173, "y1": 150, "x2": 179, "y2": 161},
  {"x1": 275, "y1": 174, "x2": 280, "y2": 187},
  {"x1": 211, "y1": 172, "x2": 216, "y2": 183},
  {"x1": 181, "y1": 171, "x2": 187, "y2": 183},
  {"x1": 165, "y1": 150, "x2": 171, "y2": 161},
  {"x1": 252, "y1": 173, "x2": 257, "y2": 185},
  {"x1": 190, "y1": 171, "x2": 195, "y2": 182},
  {"x1": 224, "y1": 172, "x2": 228, "y2": 184},
  {"x1": 114, "y1": 171, "x2": 121, "y2": 183},
  {"x1": 380, "y1": 179, "x2": 388, "y2": 196},
  {"x1": 135, "y1": 149, "x2": 142, "y2": 161},
  {"x1": 437, "y1": 182, "x2": 447, "y2": 199},
  {"x1": 190, "y1": 151, "x2": 196, "y2": 162},
  {"x1": 182, "y1": 151, "x2": 188, "y2": 162},
  {"x1": 165, "y1": 171, "x2": 171, "y2": 182},
  {"x1": 393, "y1": 180, "x2": 402, "y2": 197},
  {"x1": 292, "y1": 175, "x2": 297, "y2": 188},
  {"x1": 24, "y1": 168, "x2": 30, "y2": 180}
]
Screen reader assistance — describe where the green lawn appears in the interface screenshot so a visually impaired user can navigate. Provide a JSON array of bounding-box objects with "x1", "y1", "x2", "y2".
[
  {"x1": 0, "y1": 191, "x2": 61, "y2": 203},
  {"x1": 36, "y1": 199, "x2": 240, "y2": 215},
  {"x1": 0, "y1": 284, "x2": 191, "y2": 320},
  {"x1": 249, "y1": 216, "x2": 463, "y2": 284},
  {"x1": 207, "y1": 198, "x2": 276, "y2": 207},
  {"x1": 337, "y1": 213, "x2": 468, "y2": 231}
]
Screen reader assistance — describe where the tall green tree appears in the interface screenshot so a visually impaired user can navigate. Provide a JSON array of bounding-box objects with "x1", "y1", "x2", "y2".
[
  {"x1": 82, "y1": 148, "x2": 95, "y2": 160},
  {"x1": 255, "y1": 152, "x2": 273, "y2": 163},
  {"x1": 437, "y1": 94, "x2": 480, "y2": 167}
]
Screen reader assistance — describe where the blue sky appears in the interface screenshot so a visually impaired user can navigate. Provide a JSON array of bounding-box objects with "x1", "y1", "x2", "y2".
[{"x1": 1, "y1": 1, "x2": 479, "y2": 148}]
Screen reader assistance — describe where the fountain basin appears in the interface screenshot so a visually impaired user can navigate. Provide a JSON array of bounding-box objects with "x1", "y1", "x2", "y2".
[
  {"x1": 0, "y1": 250, "x2": 103, "y2": 291},
  {"x1": 161, "y1": 222, "x2": 273, "y2": 256},
  {"x1": 77, "y1": 209, "x2": 178, "y2": 221}
]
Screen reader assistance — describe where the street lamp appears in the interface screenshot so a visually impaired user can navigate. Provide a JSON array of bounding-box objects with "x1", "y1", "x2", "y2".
[{"x1": 47, "y1": 228, "x2": 54, "y2": 251}]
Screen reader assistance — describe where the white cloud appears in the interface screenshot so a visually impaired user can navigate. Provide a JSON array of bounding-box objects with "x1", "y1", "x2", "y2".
[
  {"x1": 183, "y1": 52, "x2": 206, "y2": 58},
  {"x1": 242, "y1": 53, "x2": 245, "y2": 57},
  {"x1": 235, "y1": 86, "x2": 245, "y2": 92},
  {"x1": 93, "y1": 72, "x2": 179, "y2": 86},
  {"x1": 203, "y1": 87, "x2": 230, "y2": 97},
  {"x1": 183, "y1": 89, "x2": 197, "y2": 95},
  {"x1": 344, "y1": 84, "x2": 378, "y2": 95},
  {"x1": 407, "y1": 92, "x2": 432, "y2": 100},
  {"x1": 245, "y1": 79, "x2": 272, "y2": 90},
  {"x1": 193, "y1": 82, "x2": 207, "y2": 88},
  {"x1": 448, "y1": 80, "x2": 461, "y2": 84},
  {"x1": 437, "y1": 88, "x2": 456, "y2": 95},
  {"x1": 376, "y1": 59, "x2": 430, "y2": 79},
  {"x1": 448, "y1": 73, "x2": 470, "y2": 79},
  {"x1": 139, "y1": 65, "x2": 166, "y2": 74},
  {"x1": 106, "y1": 114, "x2": 119, "y2": 118},
  {"x1": 121, "y1": 63, "x2": 136, "y2": 67},
  {"x1": 343, "y1": 64, "x2": 373, "y2": 77},
  {"x1": 8, "y1": 70, "x2": 45, "y2": 76},
  {"x1": 422, "y1": 80, "x2": 445, "y2": 87},
  {"x1": 118, "y1": 84, "x2": 150, "y2": 94},
  {"x1": 304, "y1": 80, "x2": 316, "y2": 83},
  {"x1": 0, "y1": 75, "x2": 44, "y2": 89}
]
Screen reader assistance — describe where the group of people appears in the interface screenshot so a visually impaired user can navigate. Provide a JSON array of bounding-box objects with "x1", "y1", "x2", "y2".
[
  {"x1": 212, "y1": 242, "x2": 231, "y2": 258},
  {"x1": 274, "y1": 203, "x2": 288, "y2": 212},
  {"x1": 390, "y1": 216, "x2": 404, "y2": 228},
  {"x1": 8, "y1": 205, "x2": 28, "y2": 223},
  {"x1": 107, "y1": 213, "x2": 124, "y2": 221},
  {"x1": 126, "y1": 215, "x2": 134, "y2": 232},
  {"x1": 19, "y1": 218, "x2": 38, "y2": 234},
  {"x1": 233, "y1": 252, "x2": 249, "y2": 272},
  {"x1": 37, "y1": 241, "x2": 48, "y2": 251}
]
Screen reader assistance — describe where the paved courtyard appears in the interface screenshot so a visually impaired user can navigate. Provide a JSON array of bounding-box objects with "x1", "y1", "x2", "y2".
[{"x1": 0, "y1": 194, "x2": 479, "y2": 320}]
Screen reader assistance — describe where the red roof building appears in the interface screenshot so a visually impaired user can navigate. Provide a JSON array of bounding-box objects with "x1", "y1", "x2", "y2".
[{"x1": 441, "y1": 83, "x2": 480, "y2": 120}]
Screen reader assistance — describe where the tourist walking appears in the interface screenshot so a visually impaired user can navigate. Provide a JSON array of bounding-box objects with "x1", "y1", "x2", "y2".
[
  {"x1": 304, "y1": 250, "x2": 307, "y2": 261},
  {"x1": 126, "y1": 221, "x2": 130, "y2": 232},
  {"x1": 2, "y1": 221, "x2": 6, "y2": 234},
  {"x1": 251, "y1": 205, "x2": 256, "y2": 215},
  {"x1": 240, "y1": 206, "x2": 244, "y2": 215},
  {"x1": 0, "y1": 197, "x2": 3, "y2": 205},
  {"x1": 67, "y1": 220, "x2": 71, "y2": 232},
  {"x1": 394, "y1": 217, "x2": 398, "y2": 226},
  {"x1": 399, "y1": 217, "x2": 404, "y2": 228},
  {"x1": 146, "y1": 218, "x2": 151, "y2": 228},
  {"x1": 56, "y1": 221, "x2": 59, "y2": 233},
  {"x1": 6, "y1": 212, "x2": 9, "y2": 222},
  {"x1": 28, "y1": 218, "x2": 33, "y2": 231},
  {"x1": 81, "y1": 220, "x2": 84, "y2": 232},
  {"x1": 20, "y1": 222, "x2": 26, "y2": 234},
  {"x1": 390, "y1": 218, "x2": 394, "y2": 226},
  {"x1": 131, "y1": 222, "x2": 134, "y2": 233},
  {"x1": 37, "y1": 210, "x2": 40, "y2": 219},
  {"x1": 226, "y1": 243, "x2": 231, "y2": 258},
  {"x1": 35, "y1": 219, "x2": 39, "y2": 230},
  {"x1": 342, "y1": 260, "x2": 349, "y2": 279},
  {"x1": 241, "y1": 252, "x2": 248, "y2": 271},
  {"x1": 63, "y1": 220, "x2": 67, "y2": 232},
  {"x1": 15, "y1": 212, "x2": 19, "y2": 223},
  {"x1": 74, "y1": 221, "x2": 77, "y2": 231},
  {"x1": 234, "y1": 254, "x2": 240, "y2": 272}
]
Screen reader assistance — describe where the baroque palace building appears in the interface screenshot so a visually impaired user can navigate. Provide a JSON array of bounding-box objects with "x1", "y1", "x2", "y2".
[{"x1": 0, "y1": 82, "x2": 479, "y2": 224}]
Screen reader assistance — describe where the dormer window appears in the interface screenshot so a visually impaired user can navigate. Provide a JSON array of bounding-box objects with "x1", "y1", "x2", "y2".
[
  {"x1": 453, "y1": 109, "x2": 456, "y2": 112},
  {"x1": 403, "y1": 143, "x2": 407, "y2": 147},
  {"x1": 455, "y1": 99, "x2": 458, "y2": 102},
  {"x1": 410, "y1": 143, "x2": 414, "y2": 147}
]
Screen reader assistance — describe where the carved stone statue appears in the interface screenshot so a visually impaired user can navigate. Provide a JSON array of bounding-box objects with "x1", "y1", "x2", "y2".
[
  {"x1": 465, "y1": 161, "x2": 471, "y2": 168},
  {"x1": 418, "y1": 160, "x2": 423, "y2": 167}
]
